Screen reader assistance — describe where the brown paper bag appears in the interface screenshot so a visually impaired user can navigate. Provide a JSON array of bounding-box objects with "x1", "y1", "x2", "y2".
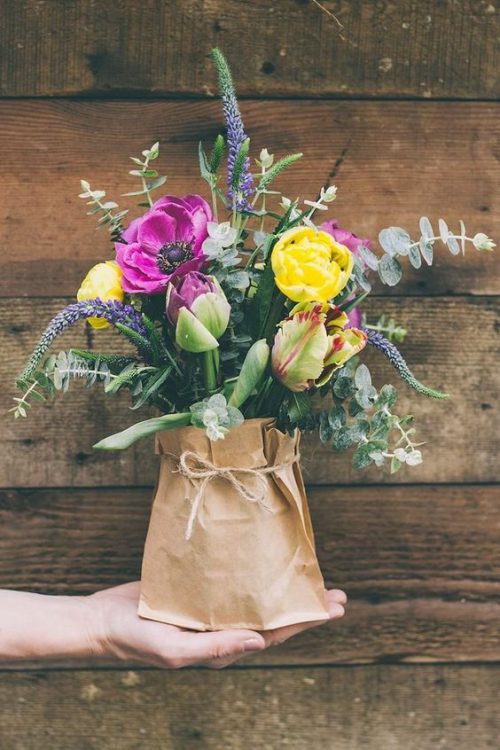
[{"x1": 138, "y1": 417, "x2": 329, "y2": 630}]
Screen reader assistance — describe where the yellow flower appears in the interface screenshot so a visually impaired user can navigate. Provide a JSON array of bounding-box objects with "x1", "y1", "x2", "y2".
[
  {"x1": 271, "y1": 226, "x2": 353, "y2": 303},
  {"x1": 77, "y1": 261, "x2": 124, "y2": 329}
]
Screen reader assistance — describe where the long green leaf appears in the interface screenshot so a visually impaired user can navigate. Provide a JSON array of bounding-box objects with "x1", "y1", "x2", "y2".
[{"x1": 93, "y1": 412, "x2": 192, "y2": 450}]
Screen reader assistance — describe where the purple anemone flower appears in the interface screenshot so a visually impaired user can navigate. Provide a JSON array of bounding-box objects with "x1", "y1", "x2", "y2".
[{"x1": 115, "y1": 195, "x2": 212, "y2": 294}]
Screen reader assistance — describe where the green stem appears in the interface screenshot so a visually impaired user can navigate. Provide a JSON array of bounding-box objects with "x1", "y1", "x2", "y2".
[
  {"x1": 203, "y1": 350, "x2": 218, "y2": 395},
  {"x1": 261, "y1": 291, "x2": 287, "y2": 343},
  {"x1": 211, "y1": 183, "x2": 218, "y2": 222},
  {"x1": 255, "y1": 377, "x2": 285, "y2": 418}
]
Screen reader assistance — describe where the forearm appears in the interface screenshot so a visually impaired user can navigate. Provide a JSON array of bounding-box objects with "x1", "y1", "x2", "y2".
[{"x1": 0, "y1": 589, "x2": 98, "y2": 661}]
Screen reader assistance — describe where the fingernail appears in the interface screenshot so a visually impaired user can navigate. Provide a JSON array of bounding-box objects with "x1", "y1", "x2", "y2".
[{"x1": 243, "y1": 638, "x2": 264, "y2": 652}]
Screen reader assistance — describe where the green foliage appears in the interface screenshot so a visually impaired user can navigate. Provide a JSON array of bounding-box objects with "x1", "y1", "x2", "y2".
[
  {"x1": 190, "y1": 393, "x2": 244, "y2": 441},
  {"x1": 114, "y1": 323, "x2": 154, "y2": 361},
  {"x1": 78, "y1": 180, "x2": 128, "y2": 240},
  {"x1": 257, "y1": 153, "x2": 303, "y2": 192},
  {"x1": 124, "y1": 142, "x2": 167, "y2": 207},
  {"x1": 231, "y1": 137, "x2": 250, "y2": 193},
  {"x1": 315, "y1": 361, "x2": 424, "y2": 472},
  {"x1": 210, "y1": 135, "x2": 225, "y2": 174},
  {"x1": 93, "y1": 412, "x2": 192, "y2": 451},
  {"x1": 375, "y1": 217, "x2": 495, "y2": 286},
  {"x1": 362, "y1": 314, "x2": 407, "y2": 343}
]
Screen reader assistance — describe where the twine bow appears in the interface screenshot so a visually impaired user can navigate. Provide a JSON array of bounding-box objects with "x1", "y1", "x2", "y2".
[{"x1": 169, "y1": 449, "x2": 298, "y2": 540}]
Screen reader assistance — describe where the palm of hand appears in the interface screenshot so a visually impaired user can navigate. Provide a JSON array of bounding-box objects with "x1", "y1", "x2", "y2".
[{"x1": 89, "y1": 582, "x2": 346, "y2": 669}]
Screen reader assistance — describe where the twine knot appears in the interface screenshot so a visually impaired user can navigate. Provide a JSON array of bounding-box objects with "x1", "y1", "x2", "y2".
[{"x1": 169, "y1": 449, "x2": 298, "y2": 540}]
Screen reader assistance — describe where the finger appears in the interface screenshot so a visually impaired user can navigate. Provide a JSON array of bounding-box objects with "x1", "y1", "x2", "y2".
[
  {"x1": 327, "y1": 588, "x2": 347, "y2": 605},
  {"x1": 262, "y1": 594, "x2": 347, "y2": 648},
  {"x1": 174, "y1": 628, "x2": 266, "y2": 668}
]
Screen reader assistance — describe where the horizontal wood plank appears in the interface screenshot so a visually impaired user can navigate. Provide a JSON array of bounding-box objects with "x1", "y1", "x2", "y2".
[
  {"x1": 0, "y1": 1, "x2": 498, "y2": 99},
  {"x1": 1, "y1": 484, "x2": 500, "y2": 665},
  {"x1": 0, "y1": 99, "x2": 498, "y2": 297},
  {"x1": 0, "y1": 666, "x2": 499, "y2": 750},
  {"x1": 3, "y1": 296, "x2": 498, "y2": 488}
]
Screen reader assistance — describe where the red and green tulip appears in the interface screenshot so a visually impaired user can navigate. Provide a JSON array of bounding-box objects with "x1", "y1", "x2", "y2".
[{"x1": 271, "y1": 302, "x2": 367, "y2": 392}]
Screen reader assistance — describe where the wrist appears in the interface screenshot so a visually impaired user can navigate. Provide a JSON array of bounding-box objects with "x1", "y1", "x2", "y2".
[{"x1": 0, "y1": 590, "x2": 103, "y2": 662}]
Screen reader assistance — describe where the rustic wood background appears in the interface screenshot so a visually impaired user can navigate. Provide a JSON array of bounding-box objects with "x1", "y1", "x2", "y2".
[{"x1": 0, "y1": 1, "x2": 499, "y2": 748}]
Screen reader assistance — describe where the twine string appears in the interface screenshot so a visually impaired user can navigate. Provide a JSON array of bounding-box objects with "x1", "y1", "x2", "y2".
[{"x1": 166, "y1": 449, "x2": 298, "y2": 540}]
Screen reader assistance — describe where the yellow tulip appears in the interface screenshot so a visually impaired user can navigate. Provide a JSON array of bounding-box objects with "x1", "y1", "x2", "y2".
[
  {"x1": 271, "y1": 226, "x2": 353, "y2": 303},
  {"x1": 77, "y1": 261, "x2": 124, "y2": 329}
]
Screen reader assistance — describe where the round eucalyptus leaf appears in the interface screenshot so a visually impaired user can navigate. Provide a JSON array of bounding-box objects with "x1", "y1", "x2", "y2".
[
  {"x1": 419, "y1": 216, "x2": 433, "y2": 241},
  {"x1": 378, "y1": 254, "x2": 403, "y2": 286},
  {"x1": 408, "y1": 244, "x2": 422, "y2": 269},
  {"x1": 378, "y1": 227, "x2": 411, "y2": 257},
  {"x1": 446, "y1": 235, "x2": 461, "y2": 255},
  {"x1": 419, "y1": 238, "x2": 434, "y2": 265}
]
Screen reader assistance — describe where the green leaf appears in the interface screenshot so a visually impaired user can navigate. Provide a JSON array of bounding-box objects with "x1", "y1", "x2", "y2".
[
  {"x1": 390, "y1": 455, "x2": 402, "y2": 474},
  {"x1": 378, "y1": 254, "x2": 403, "y2": 286},
  {"x1": 352, "y1": 444, "x2": 375, "y2": 469},
  {"x1": 198, "y1": 141, "x2": 211, "y2": 180},
  {"x1": 209, "y1": 134, "x2": 225, "y2": 174},
  {"x1": 288, "y1": 392, "x2": 312, "y2": 423},
  {"x1": 446, "y1": 235, "x2": 460, "y2": 255},
  {"x1": 354, "y1": 364, "x2": 371, "y2": 390},
  {"x1": 131, "y1": 367, "x2": 172, "y2": 410},
  {"x1": 408, "y1": 245, "x2": 422, "y2": 269},
  {"x1": 319, "y1": 411, "x2": 333, "y2": 443},
  {"x1": 419, "y1": 216, "x2": 433, "y2": 241},
  {"x1": 228, "y1": 340, "x2": 270, "y2": 408},
  {"x1": 93, "y1": 412, "x2": 192, "y2": 451},
  {"x1": 419, "y1": 238, "x2": 434, "y2": 265},
  {"x1": 146, "y1": 176, "x2": 167, "y2": 190},
  {"x1": 122, "y1": 188, "x2": 148, "y2": 197},
  {"x1": 333, "y1": 426, "x2": 356, "y2": 451},
  {"x1": 257, "y1": 153, "x2": 303, "y2": 191},
  {"x1": 114, "y1": 323, "x2": 154, "y2": 359},
  {"x1": 358, "y1": 244, "x2": 379, "y2": 271},
  {"x1": 333, "y1": 376, "x2": 354, "y2": 399},
  {"x1": 328, "y1": 404, "x2": 346, "y2": 430},
  {"x1": 378, "y1": 227, "x2": 411, "y2": 257},
  {"x1": 231, "y1": 137, "x2": 250, "y2": 193},
  {"x1": 378, "y1": 384, "x2": 397, "y2": 408}
]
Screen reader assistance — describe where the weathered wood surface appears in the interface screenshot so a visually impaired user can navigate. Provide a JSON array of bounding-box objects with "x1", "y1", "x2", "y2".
[
  {"x1": 0, "y1": 666, "x2": 499, "y2": 750},
  {"x1": 3, "y1": 296, "x2": 498, "y2": 488},
  {"x1": 1, "y1": 0, "x2": 498, "y2": 99},
  {"x1": 0, "y1": 99, "x2": 498, "y2": 297},
  {"x1": 1, "y1": 484, "x2": 499, "y2": 666}
]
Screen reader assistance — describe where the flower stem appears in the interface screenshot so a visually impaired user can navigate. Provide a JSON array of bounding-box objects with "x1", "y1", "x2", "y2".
[{"x1": 203, "y1": 350, "x2": 218, "y2": 395}]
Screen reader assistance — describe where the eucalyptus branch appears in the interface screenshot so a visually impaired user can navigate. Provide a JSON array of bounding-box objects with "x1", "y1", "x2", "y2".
[
  {"x1": 124, "y1": 142, "x2": 167, "y2": 208},
  {"x1": 78, "y1": 180, "x2": 128, "y2": 240}
]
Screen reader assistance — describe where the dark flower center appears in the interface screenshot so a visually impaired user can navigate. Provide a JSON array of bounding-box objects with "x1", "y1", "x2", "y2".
[{"x1": 156, "y1": 241, "x2": 193, "y2": 274}]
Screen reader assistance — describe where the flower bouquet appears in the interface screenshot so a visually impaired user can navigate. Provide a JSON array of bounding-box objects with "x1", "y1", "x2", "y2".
[{"x1": 14, "y1": 50, "x2": 494, "y2": 630}]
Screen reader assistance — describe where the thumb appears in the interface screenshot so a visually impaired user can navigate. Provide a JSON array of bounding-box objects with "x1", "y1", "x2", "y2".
[{"x1": 180, "y1": 628, "x2": 266, "y2": 667}]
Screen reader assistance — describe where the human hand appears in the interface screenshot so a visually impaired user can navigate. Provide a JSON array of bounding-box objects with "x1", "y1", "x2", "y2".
[{"x1": 87, "y1": 581, "x2": 346, "y2": 669}]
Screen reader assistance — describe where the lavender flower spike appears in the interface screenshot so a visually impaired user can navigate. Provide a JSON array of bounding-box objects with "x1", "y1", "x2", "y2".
[
  {"x1": 365, "y1": 329, "x2": 449, "y2": 400},
  {"x1": 211, "y1": 48, "x2": 253, "y2": 211},
  {"x1": 18, "y1": 299, "x2": 148, "y2": 383}
]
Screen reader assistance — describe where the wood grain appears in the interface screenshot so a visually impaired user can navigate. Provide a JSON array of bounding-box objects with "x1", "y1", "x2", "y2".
[
  {"x1": 0, "y1": 0, "x2": 498, "y2": 99},
  {"x1": 3, "y1": 296, "x2": 498, "y2": 488},
  {"x1": 0, "y1": 99, "x2": 498, "y2": 297},
  {"x1": 1, "y1": 484, "x2": 499, "y2": 666},
  {"x1": 0, "y1": 666, "x2": 499, "y2": 749}
]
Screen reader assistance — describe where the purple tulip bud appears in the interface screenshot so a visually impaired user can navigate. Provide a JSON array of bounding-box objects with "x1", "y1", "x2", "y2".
[
  {"x1": 166, "y1": 271, "x2": 231, "y2": 344},
  {"x1": 166, "y1": 272, "x2": 218, "y2": 325}
]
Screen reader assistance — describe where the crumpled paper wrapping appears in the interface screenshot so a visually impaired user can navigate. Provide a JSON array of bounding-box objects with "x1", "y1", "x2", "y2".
[{"x1": 138, "y1": 418, "x2": 329, "y2": 630}]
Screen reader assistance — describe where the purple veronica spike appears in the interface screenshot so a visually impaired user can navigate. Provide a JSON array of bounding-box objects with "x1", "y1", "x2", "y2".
[
  {"x1": 364, "y1": 329, "x2": 449, "y2": 400},
  {"x1": 212, "y1": 48, "x2": 253, "y2": 210},
  {"x1": 19, "y1": 299, "x2": 148, "y2": 382}
]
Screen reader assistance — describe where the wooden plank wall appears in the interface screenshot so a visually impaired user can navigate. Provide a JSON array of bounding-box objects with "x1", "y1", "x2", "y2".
[{"x1": 0, "y1": 1, "x2": 499, "y2": 748}]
